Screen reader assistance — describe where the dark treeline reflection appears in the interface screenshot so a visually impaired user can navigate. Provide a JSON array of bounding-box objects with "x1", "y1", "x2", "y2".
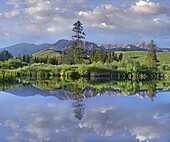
[{"x1": 1, "y1": 77, "x2": 170, "y2": 98}]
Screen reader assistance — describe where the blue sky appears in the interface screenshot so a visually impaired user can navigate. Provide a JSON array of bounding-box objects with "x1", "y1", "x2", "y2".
[{"x1": 0, "y1": 0, "x2": 170, "y2": 48}]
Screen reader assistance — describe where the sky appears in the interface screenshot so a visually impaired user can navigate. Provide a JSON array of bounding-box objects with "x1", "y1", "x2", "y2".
[{"x1": 0, "y1": 0, "x2": 170, "y2": 48}]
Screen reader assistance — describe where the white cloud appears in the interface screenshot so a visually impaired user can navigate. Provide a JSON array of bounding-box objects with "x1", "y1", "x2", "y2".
[
  {"x1": 131, "y1": 126, "x2": 162, "y2": 142},
  {"x1": 79, "y1": 4, "x2": 119, "y2": 18},
  {"x1": 153, "y1": 18, "x2": 161, "y2": 23},
  {"x1": 47, "y1": 27, "x2": 57, "y2": 33},
  {"x1": 130, "y1": 0, "x2": 165, "y2": 14},
  {"x1": 25, "y1": 1, "x2": 52, "y2": 16},
  {"x1": 26, "y1": 0, "x2": 46, "y2": 4},
  {"x1": 92, "y1": 23, "x2": 116, "y2": 29},
  {"x1": 69, "y1": 0, "x2": 87, "y2": 4},
  {"x1": 5, "y1": 0, "x2": 23, "y2": 8},
  {"x1": 78, "y1": 4, "x2": 120, "y2": 28},
  {"x1": 5, "y1": 119, "x2": 20, "y2": 129},
  {"x1": 4, "y1": 10, "x2": 20, "y2": 18}
]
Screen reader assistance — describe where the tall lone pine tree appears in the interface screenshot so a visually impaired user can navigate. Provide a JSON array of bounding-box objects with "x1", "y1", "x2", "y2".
[
  {"x1": 64, "y1": 21, "x2": 86, "y2": 64},
  {"x1": 72, "y1": 21, "x2": 86, "y2": 42}
]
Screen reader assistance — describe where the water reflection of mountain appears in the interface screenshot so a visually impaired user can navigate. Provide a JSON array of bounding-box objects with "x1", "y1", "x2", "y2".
[
  {"x1": 5, "y1": 85, "x2": 70, "y2": 99},
  {"x1": 4, "y1": 85, "x2": 170, "y2": 101}
]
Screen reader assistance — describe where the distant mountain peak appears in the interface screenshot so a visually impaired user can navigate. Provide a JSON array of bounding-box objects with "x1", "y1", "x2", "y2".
[
  {"x1": 101, "y1": 42, "x2": 148, "y2": 51},
  {"x1": 135, "y1": 42, "x2": 147, "y2": 49},
  {"x1": 0, "y1": 40, "x2": 169, "y2": 57},
  {"x1": 49, "y1": 39, "x2": 99, "y2": 52},
  {"x1": 0, "y1": 43, "x2": 51, "y2": 57}
]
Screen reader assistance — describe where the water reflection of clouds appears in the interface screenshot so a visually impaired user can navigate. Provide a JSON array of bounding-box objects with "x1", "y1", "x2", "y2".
[{"x1": 0, "y1": 93, "x2": 170, "y2": 142}]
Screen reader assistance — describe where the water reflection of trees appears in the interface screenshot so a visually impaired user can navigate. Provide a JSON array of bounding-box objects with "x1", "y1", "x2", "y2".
[
  {"x1": 0, "y1": 77, "x2": 19, "y2": 90},
  {"x1": 118, "y1": 80, "x2": 140, "y2": 95},
  {"x1": 0, "y1": 77, "x2": 169, "y2": 102},
  {"x1": 147, "y1": 81, "x2": 157, "y2": 101}
]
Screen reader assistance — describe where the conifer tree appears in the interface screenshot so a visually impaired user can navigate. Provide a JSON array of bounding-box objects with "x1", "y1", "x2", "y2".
[
  {"x1": 0, "y1": 50, "x2": 13, "y2": 61},
  {"x1": 89, "y1": 49, "x2": 96, "y2": 63},
  {"x1": 64, "y1": 21, "x2": 86, "y2": 64},
  {"x1": 118, "y1": 53, "x2": 123, "y2": 62},
  {"x1": 146, "y1": 40, "x2": 159, "y2": 68},
  {"x1": 72, "y1": 21, "x2": 86, "y2": 41}
]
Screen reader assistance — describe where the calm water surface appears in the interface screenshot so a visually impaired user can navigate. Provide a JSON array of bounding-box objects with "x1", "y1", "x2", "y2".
[{"x1": 0, "y1": 84, "x2": 170, "y2": 142}]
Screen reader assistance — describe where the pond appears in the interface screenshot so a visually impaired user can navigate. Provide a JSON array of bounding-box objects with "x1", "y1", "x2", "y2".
[{"x1": 0, "y1": 79, "x2": 170, "y2": 142}]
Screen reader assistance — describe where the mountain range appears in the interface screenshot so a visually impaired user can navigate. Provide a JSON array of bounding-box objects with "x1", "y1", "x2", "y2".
[
  {"x1": 0, "y1": 39, "x2": 169, "y2": 56},
  {"x1": 49, "y1": 39, "x2": 99, "y2": 52},
  {"x1": 0, "y1": 43, "x2": 51, "y2": 56}
]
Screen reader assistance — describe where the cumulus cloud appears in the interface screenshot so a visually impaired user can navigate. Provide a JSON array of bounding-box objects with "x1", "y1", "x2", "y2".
[
  {"x1": 130, "y1": 0, "x2": 166, "y2": 14},
  {"x1": 5, "y1": 0, "x2": 24, "y2": 8},
  {"x1": 78, "y1": 2, "x2": 169, "y2": 30},
  {"x1": 3, "y1": 10, "x2": 20, "y2": 18},
  {"x1": 69, "y1": 0, "x2": 87, "y2": 4},
  {"x1": 78, "y1": 4, "x2": 123, "y2": 29},
  {"x1": 0, "y1": 0, "x2": 75, "y2": 44},
  {"x1": 130, "y1": 125, "x2": 164, "y2": 142},
  {"x1": 77, "y1": 1, "x2": 170, "y2": 45},
  {"x1": 0, "y1": 0, "x2": 169, "y2": 47},
  {"x1": 79, "y1": 4, "x2": 119, "y2": 20},
  {"x1": 25, "y1": 1, "x2": 52, "y2": 16}
]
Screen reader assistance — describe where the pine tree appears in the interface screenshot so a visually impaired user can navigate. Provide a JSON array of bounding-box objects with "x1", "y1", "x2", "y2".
[
  {"x1": 107, "y1": 51, "x2": 115, "y2": 63},
  {"x1": 63, "y1": 42, "x2": 83, "y2": 64},
  {"x1": 72, "y1": 21, "x2": 86, "y2": 41},
  {"x1": 72, "y1": 21, "x2": 86, "y2": 49},
  {"x1": 75, "y1": 49, "x2": 83, "y2": 64},
  {"x1": 146, "y1": 40, "x2": 159, "y2": 68},
  {"x1": 64, "y1": 21, "x2": 86, "y2": 64},
  {"x1": 17, "y1": 53, "x2": 21, "y2": 60},
  {"x1": 0, "y1": 50, "x2": 13, "y2": 61},
  {"x1": 93, "y1": 48, "x2": 106, "y2": 63},
  {"x1": 89, "y1": 49, "x2": 96, "y2": 63},
  {"x1": 111, "y1": 52, "x2": 115, "y2": 62},
  {"x1": 64, "y1": 47, "x2": 75, "y2": 65},
  {"x1": 118, "y1": 53, "x2": 123, "y2": 62},
  {"x1": 107, "y1": 51, "x2": 112, "y2": 63},
  {"x1": 114, "y1": 53, "x2": 118, "y2": 62}
]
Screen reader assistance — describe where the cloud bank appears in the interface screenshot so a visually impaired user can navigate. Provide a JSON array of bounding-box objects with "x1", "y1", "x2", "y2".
[{"x1": 0, "y1": 0, "x2": 170, "y2": 47}]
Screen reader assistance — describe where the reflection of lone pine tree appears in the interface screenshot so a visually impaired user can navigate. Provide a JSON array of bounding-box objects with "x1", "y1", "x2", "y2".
[
  {"x1": 147, "y1": 81, "x2": 156, "y2": 101},
  {"x1": 146, "y1": 40, "x2": 159, "y2": 68},
  {"x1": 72, "y1": 95, "x2": 85, "y2": 121}
]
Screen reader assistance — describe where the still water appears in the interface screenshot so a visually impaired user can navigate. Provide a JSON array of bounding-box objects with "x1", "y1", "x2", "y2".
[{"x1": 0, "y1": 80, "x2": 170, "y2": 142}]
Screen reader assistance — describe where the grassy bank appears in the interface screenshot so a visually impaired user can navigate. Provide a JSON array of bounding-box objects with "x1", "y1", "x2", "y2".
[
  {"x1": 0, "y1": 62, "x2": 170, "y2": 80},
  {"x1": 122, "y1": 51, "x2": 170, "y2": 65}
]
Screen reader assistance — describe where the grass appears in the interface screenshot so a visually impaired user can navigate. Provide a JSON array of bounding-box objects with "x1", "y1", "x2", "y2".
[
  {"x1": 121, "y1": 51, "x2": 170, "y2": 65},
  {"x1": 33, "y1": 49, "x2": 61, "y2": 58},
  {"x1": 33, "y1": 50, "x2": 170, "y2": 65},
  {"x1": 156, "y1": 52, "x2": 170, "y2": 64}
]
